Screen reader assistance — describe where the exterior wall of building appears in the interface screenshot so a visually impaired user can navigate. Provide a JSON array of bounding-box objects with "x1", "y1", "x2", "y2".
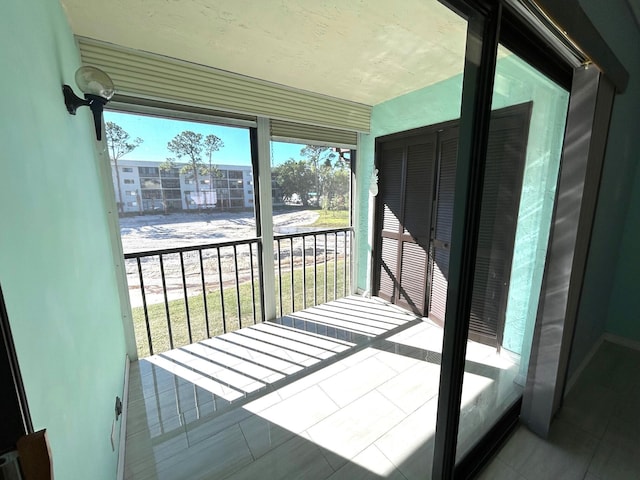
[
  {"x1": 112, "y1": 160, "x2": 254, "y2": 212},
  {"x1": 0, "y1": 1, "x2": 127, "y2": 478}
]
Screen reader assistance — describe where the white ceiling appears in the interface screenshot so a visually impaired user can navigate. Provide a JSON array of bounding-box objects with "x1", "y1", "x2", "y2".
[{"x1": 60, "y1": 0, "x2": 467, "y2": 106}]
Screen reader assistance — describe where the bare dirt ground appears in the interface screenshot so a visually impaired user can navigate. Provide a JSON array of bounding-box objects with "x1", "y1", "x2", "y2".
[{"x1": 120, "y1": 209, "x2": 320, "y2": 253}]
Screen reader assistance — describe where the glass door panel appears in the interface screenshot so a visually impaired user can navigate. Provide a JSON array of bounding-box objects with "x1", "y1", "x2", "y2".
[{"x1": 455, "y1": 45, "x2": 570, "y2": 461}]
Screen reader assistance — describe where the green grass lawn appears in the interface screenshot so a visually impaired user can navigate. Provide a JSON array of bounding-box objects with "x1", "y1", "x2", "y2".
[
  {"x1": 132, "y1": 258, "x2": 349, "y2": 358},
  {"x1": 311, "y1": 209, "x2": 349, "y2": 228}
]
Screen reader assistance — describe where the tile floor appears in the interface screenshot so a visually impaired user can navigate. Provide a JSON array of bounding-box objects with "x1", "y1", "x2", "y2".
[
  {"x1": 478, "y1": 340, "x2": 640, "y2": 480},
  {"x1": 124, "y1": 295, "x2": 521, "y2": 479}
]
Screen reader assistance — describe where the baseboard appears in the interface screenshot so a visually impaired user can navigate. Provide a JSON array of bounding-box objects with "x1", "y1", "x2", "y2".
[
  {"x1": 116, "y1": 355, "x2": 131, "y2": 480},
  {"x1": 565, "y1": 334, "x2": 605, "y2": 396},
  {"x1": 603, "y1": 332, "x2": 640, "y2": 351}
]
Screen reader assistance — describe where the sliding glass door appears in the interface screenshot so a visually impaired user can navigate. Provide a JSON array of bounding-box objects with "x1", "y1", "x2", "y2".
[
  {"x1": 454, "y1": 44, "x2": 570, "y2": 464},
  {"x1": 430, "y1": 2, "x2": 580, "y2": 478}
]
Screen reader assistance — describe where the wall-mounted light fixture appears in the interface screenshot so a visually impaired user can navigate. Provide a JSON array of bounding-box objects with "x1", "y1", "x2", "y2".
[{"x1": 63, "y1": 66, "x2": 115, "y2": 141}]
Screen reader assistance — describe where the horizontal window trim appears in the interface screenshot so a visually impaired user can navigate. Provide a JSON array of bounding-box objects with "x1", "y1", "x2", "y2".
[
  {"x1": 270, "y1": 136, "x2": 357, "y2": 150},
  {"x1": 107, "y1": 98, "x2": 257, "y2": 129}
]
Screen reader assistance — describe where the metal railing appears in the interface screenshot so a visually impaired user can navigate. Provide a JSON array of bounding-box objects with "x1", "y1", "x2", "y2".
[
  {"x1": 125, "y1": 238, "x2": 264, "y2": 357},
  {"x1": 274, "y1": 228, "x2": 352, "y2": 317},
  {"x1": 124, "y1": 227, "x2": 352, "y2": 358}
]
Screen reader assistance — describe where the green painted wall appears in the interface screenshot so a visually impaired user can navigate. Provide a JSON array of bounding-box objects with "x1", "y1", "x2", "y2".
[
  {"x1": 492, "y1": 57, "x2": 569, "y2": 363},
  {"x1": 356, "y1": 56, "x2": 567, "y2": 371},
  {"x1": 0, "y1": 1, "x2": 127, "y2": 478},
  {"x1": 568, "y1": 0, "x2": 640, "y2": 373},
  {"x1": 355, "y1": 74, "x2": 463, "y2": 292}
]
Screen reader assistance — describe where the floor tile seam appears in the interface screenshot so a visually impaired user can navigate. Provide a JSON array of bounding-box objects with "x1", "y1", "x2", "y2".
[
  {"x1": 173, "y1": 345, "x2": 287, "y2": 385},
  {"x1": 262, "y1": 319, "x2": 357, "y2": 347},
  {"x1": 151, "y1": 421, "x2": 252, "y2": 470},
  {"x1": 303, "y1": 391, "x2": 411, "y2": 463},
  {"x1": 236, "y1": 419, "x2": 257, "y2": 463},
  {"x1": 126, "y1": 388, "x2": 257, "y2": 440},
  {"x1": 124, "y1": 387, "x2": 230, "y2": 418},
  {"x1": 314, "y1": 360, "x2": 394, "y2": 409},
  {"x1": 374, "y1": 383, "x2": 437, "y2": 417},
  {"x1": 373, "y1": 439, "x2": 417, "y2": 480},
  {"x1": 287, "y1": 313, "x2": 387, "y2": 337},
  {"x1": 156, "y1": 351, "x2": 269, "y2": 393},
  {"x1": 137, "y1": 367, "x2": 251, "y2": 399},
  {"x1": 554, "y1": 414, "x2": 610, "y2": 444},
  {"x1": 346, "y1": 428, "x2": 418, "y2": 477},
  {"x1": 213, "y1": 335, "x2": 310, "y2": 369},
  {"x1": 315, "y1": 447, "x2": 340, "y2": 475},
  {"x1": 251, "y1": 322, "x2": 354, "y2": 354},
  {"x1": 370, "y1": 443, "x2": 411, "y2": 480},
  {"x1": 584, "y1": 440, "x2": 604, "y2": 480},
  {"x1": 186, "y1": 340, "x2": 298, "y2": 376},
  {"x1": 315, "y1": 382, "x2": 343, "y2": 411},
  {"x1": 300, "y1": 305, "x2": 413, "y2": 328},
  {"x1": 233, "y1": 329, "x2": 329, "y2": 361},
  {"x1": 556, "y1": 410, "x2": 613, "y2": 441}
]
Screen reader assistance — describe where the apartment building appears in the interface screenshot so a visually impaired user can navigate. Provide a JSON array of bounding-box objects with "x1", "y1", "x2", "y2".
[{"x1": 111, "y1": 160, "x2": 254, "y2": 213}]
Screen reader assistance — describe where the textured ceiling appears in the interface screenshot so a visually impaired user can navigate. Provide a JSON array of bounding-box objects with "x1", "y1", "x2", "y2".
[{"x1": 60, "y1": 0, "x2": 467, "y2": 106}]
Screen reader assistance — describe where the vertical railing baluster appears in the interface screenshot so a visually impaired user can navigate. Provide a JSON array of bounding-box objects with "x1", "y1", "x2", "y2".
[
  {"x1": 344, "y1": 230, "x2": 348, "y2": 297},
  {"x1": 324, "y1": 232, "x2": 328, "y2": 303},
  {"x1": 159, "y1": 254, "x2": 174, "y2": 350},
  {"x1": 198, "y1": 249, "x2": 210, "y2": 338},
  {"x1": 277, "y1": 238, "x2": 283, "y2": 317},
  {"x1": 290, "y1": 237, "x2": 295, "y2": 313},
  {"x1": 216, "y1": 247, "x2": 226, "y2": 334},
  {"x1": 179, "y1": 251, "x2": 193, "y2": 344},
  {"x1": 249, "y1": 242, "x2": 257, "y2": 324},
  {"x1": 302, "y1": 235, "x2": 307, "y2": 309},
  {"x1": 334, "y1": 232, "x2": 338, "y2": 301},
  {"x1": 313, "y1": 234, "x2": 317, "y2": 307},
  {"x1": 136, "y1": 257, "x2": 154, "y2": 355},
  {"x1": 257, "y1": 240, "x2": 266, "y2": 323},
  {"x1": 233, "y1": 244, "x2": 241, "y2": 329}
]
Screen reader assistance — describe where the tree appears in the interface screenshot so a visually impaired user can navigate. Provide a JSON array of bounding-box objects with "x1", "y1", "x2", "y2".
[
  {"x1": 300, "y1": 145, "x2": 336, "y2": 205},
  {"x1": 105, "y1": 122, "x2": 143, "y2": 214},
  {"x1": 163, "y1": 131, "x2": 224, "y2": 208},
  {"x1": 321, "y1": 165, "x2": 350, "y2": 210},
  {"x1": 272, "y1": 159, "x2": 315, "y2": 206}
]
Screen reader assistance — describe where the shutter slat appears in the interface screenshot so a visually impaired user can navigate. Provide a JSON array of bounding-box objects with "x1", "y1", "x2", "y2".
[
  {"x1": 77, "y1": 37, "x2": 371, "y2": 133},
  {"x1": 271, "y1": 120, "x2": 357, "y2": 147},
  {"x1": 381, "y1": 149, "x2": 403, "y2": 234},
  {"x1": 403, "y1": 140, "x2": 436, "y2": 238},
  {"x1": 379, "y1": 237, "x2": 398, "y2": 299},
  {"x1": 399, "y1": 242, "x2": 428, "y2": 311},
  {"x1": 430, "y1": 247, "x2": 449, "y2": 322}
]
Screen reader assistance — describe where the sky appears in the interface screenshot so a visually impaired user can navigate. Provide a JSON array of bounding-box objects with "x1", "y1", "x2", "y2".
[{"x1": 105, "y1": 110, "x2": 304, "y2": 167}]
